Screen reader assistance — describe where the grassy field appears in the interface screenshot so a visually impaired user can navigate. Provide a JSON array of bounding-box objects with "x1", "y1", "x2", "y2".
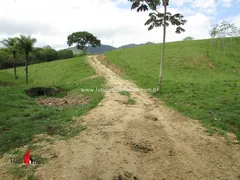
[
  {"x1": 0, "y1": 57, "x2": 105, "y2": 156},
  {"x1": 105, "y1": 37, "x2": 240, "y2": 139}
]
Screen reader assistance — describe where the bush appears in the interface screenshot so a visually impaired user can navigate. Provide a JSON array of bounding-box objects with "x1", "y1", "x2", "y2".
[{"x1": 58, "y1": 49, "x2": 73, "y2": 59}]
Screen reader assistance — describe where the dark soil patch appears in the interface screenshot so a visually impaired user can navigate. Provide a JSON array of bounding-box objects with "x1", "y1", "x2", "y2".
[
  {"x1": 25, "y1": 87, "x2": 66, "y2": 98},
  {"x1": 144, "y1": 115, "x2": 158, "y2": 121},
  {"x1": 45, "y1": 126, "x2": 60, "y2": 135},
  {"x1": 113, "y1": 173, "x2": 139, "y2": 180},
  {"x1": 131, "y1": 142, "x2": 153, "y2": 153}
]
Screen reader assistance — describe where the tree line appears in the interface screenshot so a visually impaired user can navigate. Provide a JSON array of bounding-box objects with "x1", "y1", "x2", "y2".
[
  {"x1": 0, "y1": 35, "x2": 74, "y2": 83},
  {"x1": 0, "y1": 31, "x2": 101, "y2": 84}
]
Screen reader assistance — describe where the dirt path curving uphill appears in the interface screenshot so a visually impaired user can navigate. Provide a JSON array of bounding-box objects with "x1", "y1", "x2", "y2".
[{"x1": 34, "y1": 55, "x2": 240, "y2": 180}]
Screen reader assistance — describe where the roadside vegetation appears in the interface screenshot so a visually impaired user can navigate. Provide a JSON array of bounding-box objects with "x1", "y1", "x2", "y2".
[
  {"x1": 0, "y1": 56, "x2": 105, "y2": 156},
  {"x1": 0, "y1": 42, "x2": 73, "y2": 70},
  {"x1": 105, "y1": 37, "x2": 240, "y2": 139}
]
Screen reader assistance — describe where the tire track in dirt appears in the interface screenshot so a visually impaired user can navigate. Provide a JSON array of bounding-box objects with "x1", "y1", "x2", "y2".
[{"x1": 34, "y1": 55, "x2": 240, "y2": 180}]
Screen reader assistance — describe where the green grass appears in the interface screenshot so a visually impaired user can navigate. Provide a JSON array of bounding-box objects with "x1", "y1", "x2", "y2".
[
  {"x1": 119, "y1": 90, "x2": 136, "y2": 105},
  {"x1": 105, "y1": 37, "x2": 240, "y2": 139},
  {"x1": 127, "y1": 98, "x2": 136, "y2": 105},
  {"x1": 119, "y1": 90, "x2": 131, "y2": 97},
  {"x1": 0, "y1": 56, "x2": 105, "y2": 156}
]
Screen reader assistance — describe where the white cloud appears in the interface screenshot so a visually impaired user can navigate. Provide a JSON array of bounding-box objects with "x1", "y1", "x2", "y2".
[
  {"x1": 172, "y1": 0, "x2": 193, "y2": 7},
  {"x1": 191, "y1": 0, "x2": 217, "y2": 14},
  {"x1": 0, "y1": 0, "x2": 216, "y2": 49},
  {"x1": 220, "y1": 0, "x2": 233, "y2": 7},
  {"x1": 0, "y1": 17, "x2": 58, "y2": 36},
  {"x1": 231, "y1": 14, "x2": 240, "y2": 27},
  {"x1": 192, "y1": 0, "x2": 216, "y2": 8}
]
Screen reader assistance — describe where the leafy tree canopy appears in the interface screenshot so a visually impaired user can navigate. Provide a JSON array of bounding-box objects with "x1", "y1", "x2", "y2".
[
  {"x1": 67, "y1": 31, "x2": 101, "y2": 54},
  {"x1": 58, "y1": 49, "x2": 73, "y2": 60},
  {"x1": 17, "y1": 35, "x2": 37, "y2": 56},
  {"x1": 129, "y1": 0, "x2": 164, "y2": 11},
  {"x1": 1, "y1": 37, "x2": 19, "y2": 57},
  {"x1": 209, "y1": 21, "x2": 240, "y2": 39},
  {"x1": 0, "y1": 49, "x2": 9, "y2": 64},
  {"x1": 129, "y1": 0, "x2": 187, "y2": 34},
  {"x1": 43, "y1": 46, "x2": 58, "y2": 61}
]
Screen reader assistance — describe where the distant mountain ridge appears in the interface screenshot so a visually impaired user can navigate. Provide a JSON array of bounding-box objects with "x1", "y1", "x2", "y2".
[
  {"x1": 118, "y1": 42, "x2": 155, "y2": 49},
  {"x1": 68, "y1": 42, "x2": 155, "y2": 55},
  {"x1": 68, "y1": 44, "x2": 116, "y2": 55}
]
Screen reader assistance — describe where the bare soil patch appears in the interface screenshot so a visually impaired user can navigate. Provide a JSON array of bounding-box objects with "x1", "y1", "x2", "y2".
[
  {"x1": 36, "y1": 96, "x2": 89, "y2": 107},
  {"x1": 97, "y1": 54, "x2": 125, "y2": 75}
]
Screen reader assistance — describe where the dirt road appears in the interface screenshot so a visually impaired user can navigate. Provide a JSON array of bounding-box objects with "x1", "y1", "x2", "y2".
[{"x1": 34, "y1": 56, "x2": 240, "y2": 180}]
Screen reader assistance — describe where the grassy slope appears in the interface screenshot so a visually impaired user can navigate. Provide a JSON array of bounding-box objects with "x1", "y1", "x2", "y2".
[
  {"x1": 105, "y1": 37, "x2": 240, "y2": 139},
  {"x1": 0, "y1": 57, "x2": 104, "y2": 155}
]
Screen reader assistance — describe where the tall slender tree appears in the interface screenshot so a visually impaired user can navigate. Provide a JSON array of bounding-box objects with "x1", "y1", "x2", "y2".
[
  {"x1": 1, "y1": 37, "x2": 19, "y2": 79},
  {"x1": 17, "y1": 35, "x2": 37, "y2": 84},
  {"x1": 129, "y1": 0, "x2": 187, "y2": 92}
]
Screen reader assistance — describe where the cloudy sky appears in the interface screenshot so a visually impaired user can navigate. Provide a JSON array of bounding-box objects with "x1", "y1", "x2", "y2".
[{"x1": 0, "y1": 0, "x2": 239, "y2": 49}]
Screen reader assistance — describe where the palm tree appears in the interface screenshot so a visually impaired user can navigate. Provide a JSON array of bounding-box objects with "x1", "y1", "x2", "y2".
[
  {"x1": 17, "y1": 35, "x2": 37, "y2": 84},
  {"x1": 1, "y1": 37, "x2": 19, "y2": 79}
]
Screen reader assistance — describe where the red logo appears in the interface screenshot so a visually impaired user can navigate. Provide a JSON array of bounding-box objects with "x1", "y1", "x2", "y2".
[{"x1": 23, "y1": 149, "x2": 32, "y2": 165}]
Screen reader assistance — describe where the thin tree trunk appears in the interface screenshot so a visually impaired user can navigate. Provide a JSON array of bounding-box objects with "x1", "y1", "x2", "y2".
[
  {"x1": 13, "y1": 64, "x2": 17, "y2": 79},
  {"x1": 25, "y1": 53, "x2": 29, "y2": 84},
  {"x1": 13, "y1": 53, "x2": 18, "y2": 79},
  {"x1": 222, "y1": 37, "x2": 226, "y2": 56},
  {"x1": 210, "y1": 39, "x2": 213, "y2": 55},
  {"x1": 217, "y1": 39, "x2": 220, "y2": 60},
  {"x1": 157, "y1": 1, "x2": 167, "y2": 92},
  {"x1": 83, "y1": 46, "x2": 87, "y2": 55}
]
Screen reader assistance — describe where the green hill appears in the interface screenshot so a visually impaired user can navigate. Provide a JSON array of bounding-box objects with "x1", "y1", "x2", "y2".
[
  {"x1": 0, "y1": 57, "x2": 105, "y2": 155},
  {"x1": 105, "y1": 37, "x2": 240, "y2": 139}
]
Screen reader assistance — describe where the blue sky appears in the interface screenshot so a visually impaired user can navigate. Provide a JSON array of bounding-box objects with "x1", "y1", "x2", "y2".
[
  {"x1": 215, "y1": 3, "x2": 240, "y2": 21},
  {"x1": 116, "y1": 0, "x2": 240, "y2": 23}
]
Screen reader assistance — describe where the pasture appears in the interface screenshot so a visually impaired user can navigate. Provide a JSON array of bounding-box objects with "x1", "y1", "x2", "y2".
[{"x1": 105, "y1": 38, "x2": 240, "y2": 139}]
